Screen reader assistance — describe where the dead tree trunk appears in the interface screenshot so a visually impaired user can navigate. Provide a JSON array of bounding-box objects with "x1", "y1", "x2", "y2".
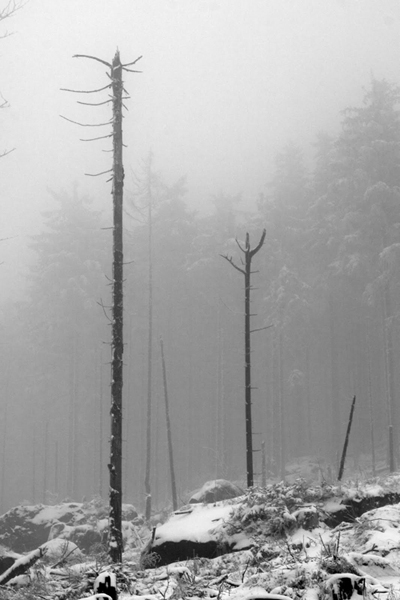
[
  {"x1": 338, "y1": 395, "x2": 356, "y2": 481},
  {"x1": 145, "y1": 166, "x2": 154, "y2": 522},
  {"x1": 160, "y1": 337, "x2": 178, "y2": 510},
  {"x1": 109, "y1": 50, "x2": 124, "y2": 562},
  {"x1": 62, "y1": 47, "x2": 142, "y2": 563},
  {"x1": 221, "y1": 229, "x2": 266, "y2": 487},
  {"x1": 261, "y1": 440, "x2": 266, "y2": 487}
]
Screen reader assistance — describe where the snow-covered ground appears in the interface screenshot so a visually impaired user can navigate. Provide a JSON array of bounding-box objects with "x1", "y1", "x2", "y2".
[{"x1": 3, "y1": 474, "x2": 400, "y2": 599}]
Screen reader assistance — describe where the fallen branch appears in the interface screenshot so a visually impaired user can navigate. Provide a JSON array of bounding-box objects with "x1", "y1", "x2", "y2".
[
  {"x1": 0, "y1": 546, "x2": 46, "y2": 585},
  {"x1": 51, "y1": 544, "x2": 79, "y2": 568}
]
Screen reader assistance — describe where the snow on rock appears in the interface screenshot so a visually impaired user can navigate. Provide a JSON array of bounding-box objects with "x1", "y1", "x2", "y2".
[
  {"x1": 189, "y1": 479, "x2": 245, "y2": 504},
  {"x1": 351, "y1": 504, "x2": 400, "y2": 557},
  {"x1": 0, "y1": 499, "x2": 139, "y2": 553},
  {"x1": 141, "y1": 501, "x2": 252, "y2": 567},
  {"x1": 322, "y1": 490, "x2": 400, "y2": 528},
  {"x1": 40, "y1": 538, "x2": 82, "y2": 562}
]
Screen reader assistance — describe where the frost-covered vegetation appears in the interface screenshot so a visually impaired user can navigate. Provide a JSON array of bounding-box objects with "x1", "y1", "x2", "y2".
[{"x1": 2, "y1": 475, "x2": 400, "y2": 599}]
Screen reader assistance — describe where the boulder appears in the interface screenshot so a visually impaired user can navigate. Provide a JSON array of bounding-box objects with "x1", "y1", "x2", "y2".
[
  {"x1": 122, "y1": 503, "x2": 138, "y2": 521},
  {"x1": 189, "y1": 479, "x2": 244, "y2": 504},
  {"x1": 0, "y1": 501, "x2": 107, "y2": 553},
  {"x1": 40, "y1": 538, "x2": 82, "y2": 563},
  {"x1": 292, "y1": 505, "x2": 319, "y2": 530},
  {"x1": 0, "y1": 505, "x2": 53, "y2": 552},
  {"x1": 48, "y1": 521, "x2": 102, "y2": 552},
  {"x1": 322, "y1": 491, "x2": 400, "y2": 528},
  {"x1": 141, "y1": 501, "x2": 252, "y2": 567}
]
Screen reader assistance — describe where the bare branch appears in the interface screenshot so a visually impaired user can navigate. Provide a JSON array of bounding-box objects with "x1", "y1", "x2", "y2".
[
  {"x1": 77, "y1": 98, "x2": 113, "y2": 106},
  {"x1": 80, "y1": 134, "x2": 112, "y2": 142},
  {"x1": 236, "y1": 238, "x2": 246, "y2": 253},
  {"x1": 60, "y1": 115, "x2": 112, "y2": 127},
  {"x1": 73, "y1": 54, "x2": 111, "y2": 68},
  {"x1": 85, "y1": 168, "x2": 113, "y2": 177},
  {"x1": 220, "y1": 253, "x2": 246, "y2": 275},
  {"x1": 0, "y1": 147, "x2": 15, "y2": 158},
  {"x1": 0, "y1": 91, "x2": 9, "y2": 108},
  {"x1": 60, "y1": 83, "x2": 112, "y2": 94},
  {"x1": 122, "y1": 55, "x2": 143, "y2": 67},
  {"x1": 97, "y1": 299, "x2": 112, "y2": 322},
  {"x1": 0, "y1": 1, "x2": 26, "y2": 38},
  {"x1": 122, "y1": 67, "x2": 142, "y2": 73},
  {"x1": 250, "y1": 325, "x2": 274, "y2": 334},
  {"x1": 249, "y1": 228, "x2": 267, "y2": 257}
]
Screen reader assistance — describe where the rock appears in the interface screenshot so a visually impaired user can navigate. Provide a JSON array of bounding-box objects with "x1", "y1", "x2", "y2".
[
  {"x1": 70, "y1": 525, "x2": 102, "y2": 552},
  {"x1": 292, "y1": 506, "x2": 319, "y2": 530},
  {"x1": 0, "y1": 553, "x2": 19, "y2": 575},
  {"x1": 48, "y1": 521, "x2": 102, "y2": 552},
  {"x1": 0, "y1": 505, "x2": 53, "y2": 552},
  {"x1": 0, "y1": 501, "x2": 107, "y2": 553},
  {"x1": 40, "y1": 538, "x2": 82, "y2": 563},
  {"x1": 189, "y1": 479, "x2": 244, "y2": 504},
  {"x1": 141, "y1": 538, "x2": 230, "y2": 568},
  {"x1": 140, "y1": 501, "x2": 252, "y2": 567},
  {"x1": 323, "y1": 491, "x2": 400, "y2": 528},
  {"x1": 122, "y1": 503, "x2": 138, "y2": 521},
  {"x1": 325, "y1": 574, "x2": 366, "y2": 600}
]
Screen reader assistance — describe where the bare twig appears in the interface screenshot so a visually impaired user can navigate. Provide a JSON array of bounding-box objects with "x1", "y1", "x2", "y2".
[
  {"x1": 80, "y1": 134, "x2": 112, "y2": 142},
  {"x1": 51, "y1": 544, "x2": 78, "y2": 568},
  {"x1": 73, "y1": 53, "x2": 112, "y2": 68},
  {"x1": 97, "y1": 299, "x2": 112, "y2": 322},
  {"x1": 122, "y1": 56, "x2": 143, "y2": 67},
  {"x1": 60, "y1": 115, "x2": 112, "y2": 127},
  {"x1": 77, "y1": 99, "x2": 113, "y2": 106},
  {"x1": 0, "y1": 147, "x2": 15, "y2": 158},
  {"x1": 220, "y1": 254, "x2": 245, "y2": 275},
  {"x1": 85, "y1": 168, "x2": 113, "y2": 177},
  {"x1": 60, "y1": 83, "x2": 112, "y2": 94}
]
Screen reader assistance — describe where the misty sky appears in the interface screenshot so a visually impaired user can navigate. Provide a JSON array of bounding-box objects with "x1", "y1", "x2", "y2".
[{"x1": 2, "y1": 0, "x2": 400, "y2": 299}]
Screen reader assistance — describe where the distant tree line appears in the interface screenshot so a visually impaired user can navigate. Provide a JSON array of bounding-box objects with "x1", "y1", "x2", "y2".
[{"x1": 0, "y1": 78, "x2": 399, "y2": 512}]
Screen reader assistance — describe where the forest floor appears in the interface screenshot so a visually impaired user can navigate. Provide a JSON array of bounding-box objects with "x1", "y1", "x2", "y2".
[{"x1": 2, "y1": 467, "x2": 400, "y2": 599}]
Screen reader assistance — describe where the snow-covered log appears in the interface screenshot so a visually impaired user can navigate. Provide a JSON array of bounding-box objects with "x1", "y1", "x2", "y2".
[{"x1": 0, "y1": 546, "x2": 46, "y2": 585}]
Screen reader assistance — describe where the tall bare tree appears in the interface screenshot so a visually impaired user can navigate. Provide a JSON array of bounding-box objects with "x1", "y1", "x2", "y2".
[
  {"x1": 61, "y1": 48, "x2": 142, "y2": 562},
  {"x1": 221, "y1": 229, "x2": 266, "y2": 487},
  {"x1": 144, "y1": 158, "x2": 154, "y2": 521}
]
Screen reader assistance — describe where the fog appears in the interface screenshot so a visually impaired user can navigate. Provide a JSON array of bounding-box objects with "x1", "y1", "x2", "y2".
[
  {"x1": 1, "y1": 0, "x2": 400, "y2": 511},
  {"x1": 2, "y1": 0, "x2": 400, "y2": 294}
]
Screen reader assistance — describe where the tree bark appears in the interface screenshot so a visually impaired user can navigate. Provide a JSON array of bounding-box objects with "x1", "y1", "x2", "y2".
[
  {"x1": 109, "y1": 49, "x2": 124, "y2": 562},
  {"x1": 145, "y1": 157, "x2": 154, "y2": 521}
]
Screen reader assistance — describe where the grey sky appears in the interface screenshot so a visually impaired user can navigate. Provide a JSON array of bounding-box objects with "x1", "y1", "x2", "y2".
[{"x1": 2, "y1": 0, "x2": 400, "y2": 298}]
